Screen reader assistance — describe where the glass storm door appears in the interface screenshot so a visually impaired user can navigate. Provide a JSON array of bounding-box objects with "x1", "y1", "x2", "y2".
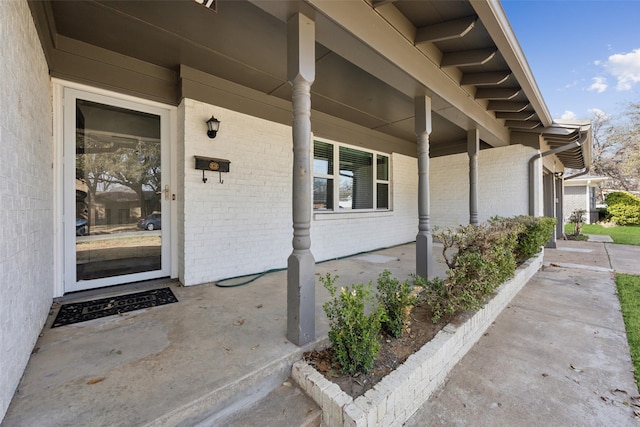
[{"x1": 64, "y1": 89, "x2": 170, "y2": 293}]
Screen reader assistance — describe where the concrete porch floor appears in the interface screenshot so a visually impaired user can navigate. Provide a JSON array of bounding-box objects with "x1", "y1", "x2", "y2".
[{"x1": 2, "y1": 243, "x2": 449, "y2": 426}]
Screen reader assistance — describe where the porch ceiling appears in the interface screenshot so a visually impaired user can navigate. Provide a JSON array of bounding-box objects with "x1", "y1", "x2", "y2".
[{"x1": 40, "y1": 0, "x2": 588, "y2": 166}]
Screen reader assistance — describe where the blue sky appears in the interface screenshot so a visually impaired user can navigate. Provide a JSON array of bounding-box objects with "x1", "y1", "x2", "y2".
[{"x1": 501, "y1": 0, "x2": 640, "y2": 122}]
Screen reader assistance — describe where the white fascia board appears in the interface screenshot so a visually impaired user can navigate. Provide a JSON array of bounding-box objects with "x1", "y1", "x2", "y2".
[{"x1": 565, "y1": 176, "x2": 608, "y2": 187}]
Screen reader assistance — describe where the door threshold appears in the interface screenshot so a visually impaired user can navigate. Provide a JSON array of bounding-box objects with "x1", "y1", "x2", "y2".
[{"x1": 56, "y1": 277, "x2": 178, "y2": 304}]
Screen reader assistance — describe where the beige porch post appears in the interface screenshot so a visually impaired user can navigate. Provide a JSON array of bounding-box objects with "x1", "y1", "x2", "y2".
[
  {"x1": 286, "y1": 13, "x2": 316, "y2": 346},
  {"x1": 468, "y1": 128, "x2": 479, "y2": 225},
  {"x1": 415, "y1": 96, "x2": 434, "y2": 279}
]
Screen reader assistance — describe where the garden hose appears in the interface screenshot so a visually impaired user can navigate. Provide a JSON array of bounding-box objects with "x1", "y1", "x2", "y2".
[{"x1": 214, "y1": 242, "x2": 411, "y2": 288}]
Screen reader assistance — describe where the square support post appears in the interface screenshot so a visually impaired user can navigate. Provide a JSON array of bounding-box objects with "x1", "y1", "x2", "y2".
[
  {"x1": 468, "y1": 128, "x2": 479, "y2": 225},
  {"x1": 415, "y1": 96, "x2": 433, "y2": 279},
  {"x1": 286, "y1": 13, "x2": 316, "y2": 346}
]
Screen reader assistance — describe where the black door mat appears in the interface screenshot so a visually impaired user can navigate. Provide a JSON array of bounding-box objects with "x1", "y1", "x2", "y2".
[{"x1": 52, "y1": 287, "x2": 178, "y2": 328}]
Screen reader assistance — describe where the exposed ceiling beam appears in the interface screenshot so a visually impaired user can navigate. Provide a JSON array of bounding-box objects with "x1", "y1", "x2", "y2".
[
  {"x1": 487, "y1": 101, "x2": 529, "y2": 112},
  {"x1": 372, "y1": 0, "x2": 397, "y2": 8},
  {"x1": 430, "y1": 139, "x2": 467, "y2": 157},
  {"x1": 415, "y1": 15, "x2": 477, "y2": 44},
  {"x1": 495, "y1": 111, "x2": 536, "y2": 120},
  {"x1": 505, "y1": 120, "x2": 541, "y2": 129},
  {"x1": 475, "y1": 87, "x2": 520, "y2": 100},
  {"x1": 441, "y1": 48, "x2": 497, "y2": 67},
  {"x1": 542, "y1": 127, "x2": 580, "y2": 137},
  {"x1": 460, "y1": 71, "x2": 510, "y2": 86},
  {"x1": 471, "y1": 1, "x2": 552, "y2": 126},
  {"x1": 430, "y1": 138, "x2": 492, "y2": 157},
  {"x1": 254, "y1": 0, "x2": 511, "y2": 147}
]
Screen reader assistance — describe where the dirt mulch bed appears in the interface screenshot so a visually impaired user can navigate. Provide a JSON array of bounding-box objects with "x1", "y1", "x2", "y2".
[{"x1": 303, "y1": 303, "x2": 450, "y2": 398}]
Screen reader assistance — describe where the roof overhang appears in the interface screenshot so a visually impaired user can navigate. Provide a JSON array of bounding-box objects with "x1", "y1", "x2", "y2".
[
  {"x1": 30, "y1": 0, "x2": 578, "y2": 159},
  {"x1": 541, "y1": 121, "x2": 592, "y2": 170}
]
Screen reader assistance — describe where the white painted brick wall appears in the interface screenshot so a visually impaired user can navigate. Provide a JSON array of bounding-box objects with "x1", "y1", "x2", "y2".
[
  {"x1": 179, "y1": 100, "x2": 538, "y2": 286},
  {"x1": 564, "y1": 185, "x2": 588, "y2": 222},
  {"x1": 431, "y1": 144, "x2": 537, "y2": 229},
  {"x1": 180, "y1": 99, "x2": 294, "y2": 285},
  {"x1": 179, "y1": 99, "x2": 419, "y2": 285},
  {"x1": 0, "y1": 0, "x2": 53, "y2": 421}
]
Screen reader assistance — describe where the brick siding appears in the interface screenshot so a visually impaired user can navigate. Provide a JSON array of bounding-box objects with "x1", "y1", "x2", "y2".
[{"x1": 0, "y1": 0, "x2": 53, "y2": 420}]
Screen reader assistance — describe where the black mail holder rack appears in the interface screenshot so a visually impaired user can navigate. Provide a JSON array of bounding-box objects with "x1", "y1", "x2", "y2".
[{"x1": 195, "y1": 156, "x2": 230, "y2": 183}]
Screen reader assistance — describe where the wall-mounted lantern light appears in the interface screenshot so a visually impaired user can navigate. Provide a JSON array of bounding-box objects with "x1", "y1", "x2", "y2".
[{"x1": 206, "y1": 116, "x2": 221, "y2": 139}]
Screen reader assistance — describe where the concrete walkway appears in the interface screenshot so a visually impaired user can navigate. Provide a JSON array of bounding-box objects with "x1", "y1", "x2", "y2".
[
  {"x1": 607, "y1": 243, "x2": 640, "y2": 275},
  {"x1": 406, "y1": 240, "x2": 640, "y2": 426}
]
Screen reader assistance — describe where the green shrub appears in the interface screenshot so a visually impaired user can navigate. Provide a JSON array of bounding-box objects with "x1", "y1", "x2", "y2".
[
  {"x1": 605, "y1": 191, "x2": 640, "y2": 207},
  {"x1": 605, "y1": 192, "x2": 640, "y2": 226},
  {"x1": 491, "y1": 216, "x2": 556, "y2": 262},
  {"x1": 320, "y1": 273, "x2": 386, "y2": 374},
  {"x1": 413, "y1": 275, "x2": 450, "y2": 323},
  {"x1": 568, "y1": 209, "x2": 586, "y2": 236},
  {"x1": 376, "y1": 270, "x2": 416, "y2": 338},
  {"x1": 421, "y1": 222, "x2": 520, "y2": 323},
  {"x1": 608, "y1": 203, "x2": 640, "y2": 226}
]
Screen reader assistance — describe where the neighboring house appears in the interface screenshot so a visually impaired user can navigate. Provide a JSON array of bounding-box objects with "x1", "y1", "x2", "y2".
[
  {"x1": 564, "y1": 175, "x2": 608, "y2": 224},
  {"x1": 0, "y1": 0, "x2": 591, "y2": 420}
]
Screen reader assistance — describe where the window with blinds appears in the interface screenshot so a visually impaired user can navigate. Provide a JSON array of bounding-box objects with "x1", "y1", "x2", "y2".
[{"x1": 313, "y1": 140, "x2": 390, "y2": 212}]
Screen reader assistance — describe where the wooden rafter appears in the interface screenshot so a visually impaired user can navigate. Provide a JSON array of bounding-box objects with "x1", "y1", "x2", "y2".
[
  {"x1": 461, "y1": 71, "x2": 511, "y2": 86},
  {"x1": 495, "y1": 111, "x2": 536, "y2": 120},
  {"x1": 486, "y1": 101, "x2": 529, "y2": 112},
  {"x1": 441, "y1": 48, "x2": 496, "y2": 67},
  {"x1": 415, "y1": 15, "x2": 477, "y2": 44},
  {"x1": 475, "y1": 87, "x2": 520, "y2": 100}
]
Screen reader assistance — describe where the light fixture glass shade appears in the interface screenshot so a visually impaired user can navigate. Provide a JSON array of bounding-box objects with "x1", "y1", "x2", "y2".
[{"x1": 206, "y1": 116, "x2": 220, "y2": 138}]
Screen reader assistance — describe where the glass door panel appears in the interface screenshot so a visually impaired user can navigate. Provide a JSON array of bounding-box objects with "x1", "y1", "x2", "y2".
[{"x1": 65, "y1": 89, "x2": 170, "y2": 292}]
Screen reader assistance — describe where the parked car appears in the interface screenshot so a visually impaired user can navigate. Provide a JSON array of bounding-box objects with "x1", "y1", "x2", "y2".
[
  {"x1": 137, "y1": 213, "x2": 161, "y2": 231},
  {"x1": 76, "y1": 218, "x2": 88, "y2": 236}
]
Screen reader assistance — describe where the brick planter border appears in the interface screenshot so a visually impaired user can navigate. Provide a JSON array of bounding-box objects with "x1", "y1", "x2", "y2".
[{"x1": 292, "y1": 251, "x2": 543, "y2": 426}]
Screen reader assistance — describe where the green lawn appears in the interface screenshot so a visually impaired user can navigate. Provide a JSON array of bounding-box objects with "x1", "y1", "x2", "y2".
[
  {"x1": 564, "y1": 223, "x2": 640, "y2": 246},
  {"x1": 616, "y1": 274, "x2": 640, "y2": 388}
]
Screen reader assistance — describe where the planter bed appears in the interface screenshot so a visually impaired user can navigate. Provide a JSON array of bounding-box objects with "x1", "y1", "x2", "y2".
[{"x1": 292, "y1": 250, "x2": 544, "y2": 426}]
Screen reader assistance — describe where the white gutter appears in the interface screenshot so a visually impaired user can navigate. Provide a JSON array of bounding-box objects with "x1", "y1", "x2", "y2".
[{"x1": 564, "y1": 168, "x2": 591, "y2": 181}]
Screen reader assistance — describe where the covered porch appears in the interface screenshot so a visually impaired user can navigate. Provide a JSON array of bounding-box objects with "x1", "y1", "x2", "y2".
[
  {"x1": 0, "y1": 1, "x2": 593, "y2": 421},
  {"x1": 2, "y1": 243, "x2": 448, "y2": 426},
  {"x1": 26, "y1": 0, "x2": 590, "y2": 345}
]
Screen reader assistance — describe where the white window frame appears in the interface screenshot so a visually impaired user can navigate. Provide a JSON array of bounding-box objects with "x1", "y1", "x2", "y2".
[{"x1": 313, "y1": 138, "x2": 391, "y2": 213}]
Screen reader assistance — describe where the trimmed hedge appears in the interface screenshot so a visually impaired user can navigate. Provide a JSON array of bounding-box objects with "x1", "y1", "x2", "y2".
[
  {"x1": 490, "y1": 215, "x2": 557, "y2": 262},
  {"x1": 608, "y1": 204, "x2": 640, "y2": 226},
  {"x1": 605, "y1": 191, "x2": 640, "y2": 226},
  {"x1": 421, "y1": 215, "x2": 555, "y2": 323},
  {"x1": 606, "y1": 191, "x2": 640, "y2": 207}
]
